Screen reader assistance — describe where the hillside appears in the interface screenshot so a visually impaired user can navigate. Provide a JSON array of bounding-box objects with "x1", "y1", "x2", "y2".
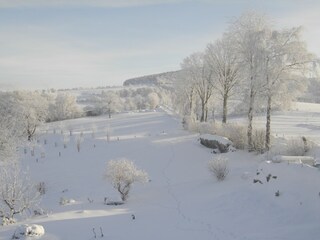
[{"x1": 123, "y1": 70, "x2": 180, "y2": 88}]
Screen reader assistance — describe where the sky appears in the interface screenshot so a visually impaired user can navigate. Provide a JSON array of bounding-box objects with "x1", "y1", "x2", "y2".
[{"x1": 0, "y1": 0, "x2": 320, "y2": 90}]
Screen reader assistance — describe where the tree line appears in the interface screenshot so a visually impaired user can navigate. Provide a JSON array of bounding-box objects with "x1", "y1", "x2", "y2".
[{"x1": 173, "y1": 12, "x2": 316, "y2": 151}]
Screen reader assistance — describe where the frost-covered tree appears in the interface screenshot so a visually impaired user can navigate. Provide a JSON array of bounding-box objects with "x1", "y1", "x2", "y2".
[
  {"x1": 0, "y1": 91, "x2": 48, "y2": 141},
  {"x1": 0, "y1": 118, "x2": 18, "y2": 163},
  {"x1": 260, "y1": 27, "x2": 314, "y2": 150},
  {"x1": 174, "y1": 67, "x2": 197, "y2": 118},
  {"x1": 133, "y1": 94, "x2": 145, "y2": 111},
  {"x1": 0, "y1": 164, "x2": 41, "y2": 224},
  {"x1": 49, "y1": 93, "x2": 81, "y2": 121},
  {"x1": 105, "y1": 159, "x2": 149, "y2": 201},
  {"x1": 0, "y1": 93, "x2": 23, "y2": 162},
  {"x1": 147, "y1": 92, "x2": 160, "y2": 109},
  {"x1": 181, "y1": 52, "x2": 214, "y2": 122},
  {"x1": 227, "y1": 12, "x2": 269, "y2": 150},
  {"x1": 98, "y1": 91, "x2": 123, "y2": 118},
  {"x1": 206, "y1": 36, "x2": 242, "y2": 123},
  {"x1": 15, "y1": 92, "x2": 48, "y2": 141}
]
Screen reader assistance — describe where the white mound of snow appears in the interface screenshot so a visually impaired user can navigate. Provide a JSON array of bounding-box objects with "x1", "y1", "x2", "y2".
[{"x1": 13, "y1": 224, "x2": 45, "y2": 238}]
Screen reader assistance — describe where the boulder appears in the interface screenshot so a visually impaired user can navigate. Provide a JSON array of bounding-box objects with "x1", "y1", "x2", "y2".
[{"x1": 199, "y1": 134, "x2": 234, "y2": 153}]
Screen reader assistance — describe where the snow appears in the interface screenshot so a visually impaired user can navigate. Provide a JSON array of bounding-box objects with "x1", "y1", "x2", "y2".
[
  {"x1": 1, "y1": 107, "x2": 320, "y2": 239},
  {"x1": 13, "y1": 224, "x2": 45, "y2": 238},
  {"x1": 272, "y1": 155, "x2": 315, "y2": 165}
]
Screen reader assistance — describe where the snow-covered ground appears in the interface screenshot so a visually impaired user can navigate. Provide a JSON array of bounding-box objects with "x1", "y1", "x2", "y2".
[
  {"x1": 1, "y1": 107, "x2": 320, "y2": 240},
  {"x1": 229, "y1": 102, "x2": 320, "y2": 145}
]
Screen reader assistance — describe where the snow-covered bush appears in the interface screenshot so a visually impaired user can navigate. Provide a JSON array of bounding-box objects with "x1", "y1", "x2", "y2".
[
  {"x1": 285, "y1": 136, "x2": 313, "y2": 156},
  {"x1": 182, "y1": 116, "x2": 196, "y2": 131},
  {"x1": 214, "y1": 123, "x2": 247, "y2": 150},
  {"x1": 91, "y1": 125, "x2": 97, "y2": 139},
  {"x1": 208, "y1": 155, "x2": 229, "y2": 181},
  {"x1": 197, "y1": 121, "x2": 215, "y2": 135},
  {"x1": 105, "y1": 125, "x2": 112, "y2": 142},
  {"x1": 12, "y1": 224, "x2": 45, "y2": 239},
  {"x1": 76, "y1": 135, "x2": 83, "y2": 152},
  {"x1": 251, "y1": 129, "x2": 266, "y2": 154},
  {"x1": 0, "y1": 164, "x2": 41, "y2": 225},
  {"x1": 63, "y1": 134, "x2": 69, "y2": 148},
  {"x1": 105, "y1": 159, "x2": 149, "y2": 201},
  {"x1": 36, "y1": 182, "x2": 46, "y2": 195}
]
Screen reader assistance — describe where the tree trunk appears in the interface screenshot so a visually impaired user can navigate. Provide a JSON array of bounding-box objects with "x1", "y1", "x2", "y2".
[
  {"x1": 265, "y1": 94, "x2": 272, "y2": 151},
  {"x1": 222, "y1": 93, "x2": 228, "y2": 124},
  {"x1": 189, "y1": 88, "x2": 194, "y2": 116},
  {"x1": 200, "y1": 100, "x2": 205, "y2": 122},
  {"x1": 204, "y1": 104, "x2": 208, "y2": 122},
  {"x1": 247, "y1": 88, "x2": 254, "y2": 151}
]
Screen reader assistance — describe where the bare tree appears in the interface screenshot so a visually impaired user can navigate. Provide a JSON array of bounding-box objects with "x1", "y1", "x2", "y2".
[{"x1": 105, "y1": 159, "x2": 149, "y2": 201}]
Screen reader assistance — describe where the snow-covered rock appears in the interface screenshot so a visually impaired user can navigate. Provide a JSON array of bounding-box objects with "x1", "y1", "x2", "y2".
[
  {"x1": 199, "y1": 134, "x2": 234, "y2": 153},
  {"x1": 13, "y1": 224, "x2": 45, "y2": 239}
]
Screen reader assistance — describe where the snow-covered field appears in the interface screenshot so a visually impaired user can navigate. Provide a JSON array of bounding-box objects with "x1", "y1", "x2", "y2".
[{"x1": 1, "y1": 107, "x2": 320, "y2": 240}]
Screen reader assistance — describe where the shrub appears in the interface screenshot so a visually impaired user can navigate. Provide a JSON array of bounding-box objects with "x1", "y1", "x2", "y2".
[
  {"x1": 214, "y1": 123, "x2": 247, "y2": 150},
  {"x1": 182, "y1": 116, "x2": 196, "y2": 131},
  {"x1": 252, "y1": 129, "x2": 266, "y2": 154},
  {"x1": 105, "y1": 159, "x2": 149, "y2": 201},
  {"x1": 36, "y1": 182, "x2": 46, "y2": 195},
  {"x1": 197, "y1": 121, "x2": 215, "y2": 134},
  {"x1": 208, "y1": 155, "x2": 229, "y2": 181},
  {"x1": 286, "y1": 136, "x2": 313, "y2": 156},
  {"x1": 63, "y1": 134, "x2": 69, "y2": 148}
]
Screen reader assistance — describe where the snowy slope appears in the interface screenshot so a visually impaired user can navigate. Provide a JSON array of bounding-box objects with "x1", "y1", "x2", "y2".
[{"x1": 0, "y1": 109, "x2": 319, "y2": 240}]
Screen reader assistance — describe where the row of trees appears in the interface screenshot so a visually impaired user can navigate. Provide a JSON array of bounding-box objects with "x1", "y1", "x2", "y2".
[
  {"x1": 0, "y1": 86, "x2": 170, "y2": 150},
  {"x1": 175, "y1": 12, "x2": 315, "y2": 151},
  {"x1": 83, "y1": 88, "x2": 170, "y2": 117},
  {"x1": 0, "y1": 91, "x2": 81, "y2": 145}
]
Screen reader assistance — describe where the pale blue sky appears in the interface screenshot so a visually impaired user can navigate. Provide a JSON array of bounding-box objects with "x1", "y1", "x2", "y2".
[{"x1": 0, "y1": 0, "x2": 319, "y2": 90}]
